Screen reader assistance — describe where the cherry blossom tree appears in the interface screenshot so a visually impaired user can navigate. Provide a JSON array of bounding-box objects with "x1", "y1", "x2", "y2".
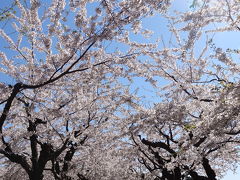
[
  {"x1": 0, "y1": 0, "x2": 170, "y2": 179},
  {"x1": 115, "y1": 0, "x2": 240, "y2": 179},
  {"x1": 1, "y1": 0, "x2": 240, "y2": 180}
]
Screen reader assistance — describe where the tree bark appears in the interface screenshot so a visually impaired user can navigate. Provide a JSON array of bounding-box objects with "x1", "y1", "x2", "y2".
[{"x1": 28, "y1": 171, "x2": 44, "y2": 180}]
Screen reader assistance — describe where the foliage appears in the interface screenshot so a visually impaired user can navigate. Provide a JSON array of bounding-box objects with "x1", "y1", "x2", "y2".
[
  {"x1": 0, "y1": 1, "x2": 17, "y2": 22},
  {"x1": 0, "y1": 0, "x2": 240, "y2": 180}
]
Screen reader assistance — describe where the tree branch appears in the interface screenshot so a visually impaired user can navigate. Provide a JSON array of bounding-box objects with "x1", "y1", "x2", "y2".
[
  {"x1": 141, "y1": 138, "x2": 176, "y2": 157},
  {"x1": 202, "y1": 157, "x2": 217, "y2": 180},
  {"x1": 0, "y1": 83, "x2": 22, "y2": 132}
]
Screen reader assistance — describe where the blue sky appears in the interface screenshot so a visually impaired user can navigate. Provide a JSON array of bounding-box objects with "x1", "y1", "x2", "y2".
[{"x1": 0, "y1": 0, "x2": 239, "y2": 179}]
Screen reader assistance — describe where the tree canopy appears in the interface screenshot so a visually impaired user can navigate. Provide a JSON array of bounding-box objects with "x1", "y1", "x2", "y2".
[{"x1": 0, "y1": 0, "x2": 239, "y2": 180}]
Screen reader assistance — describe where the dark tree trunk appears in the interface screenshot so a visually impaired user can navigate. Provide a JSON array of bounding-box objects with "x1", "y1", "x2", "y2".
[
  {"x1": 29, "y1": 171, "x2": 44, "y2": 180},
  {"x1": 202, "y1": 157, "x2": 217, "y2": 180}
]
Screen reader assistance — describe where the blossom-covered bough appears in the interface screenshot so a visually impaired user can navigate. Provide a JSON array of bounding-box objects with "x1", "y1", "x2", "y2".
[{"x1": 0, "y1": 0, "x2": 240, "y2": 180}]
